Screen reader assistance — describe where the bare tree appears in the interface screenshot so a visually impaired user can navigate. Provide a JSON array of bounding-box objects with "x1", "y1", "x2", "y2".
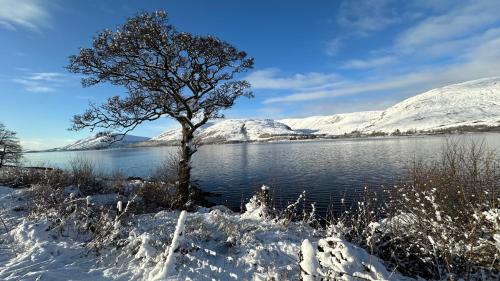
[
  {"x1": 0, "y1": 122, "x2": 22, "y2": 168},
  {"x1": 67, "y1": 11, "x2": 254, "y2": 206}
]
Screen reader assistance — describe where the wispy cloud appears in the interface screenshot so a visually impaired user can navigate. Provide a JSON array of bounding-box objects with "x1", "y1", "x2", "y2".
[
  {"x1": 0, "y1": 0, "x2": 52, "y2": 32},
  {"x1": 13, "y1": 72, "x2": 67, "y2": 93},
  {"x1": 342, "y1": 56, "x2": 396, "y2": 69},
  {"x1": 263, "y1": 0, "x2": 500, "y2": 107},
  {"x1": 263, "y1": 50, "x2": 500, "y2": 105},
  {"x1": 246, "y1": 68, "x2": 341, "y2": 90},
  {"x1": 335, "y1": 0, "x2": 459, "y2": 35},
  {"x1": 28, "y1": 72, "x2": 65, "y2": 81},
  {"x1": 262, "y1": 30, "x2": 500, "y2": 104},
  {"x1": 325, "y1": 38, "x2": 342, "y2": 56},
  {"x1": 395, "y1": 0, "x2": 500, "y2": 52},
  {"x1": 337, "y1": 0, "x2": 402, "y2": 34}
]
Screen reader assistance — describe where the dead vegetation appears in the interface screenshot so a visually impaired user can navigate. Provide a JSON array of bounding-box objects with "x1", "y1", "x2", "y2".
[{"x1": 328, "y1": 138, "x2": 500, "y2": 280}]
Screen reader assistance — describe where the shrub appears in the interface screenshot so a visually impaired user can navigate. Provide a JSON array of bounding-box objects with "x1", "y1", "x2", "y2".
[
  {"x1": 135, "y1": 181, "x2": 178, "y2": 212},
  {"x1": 329, "y1": 138, "x2": 500, "y2": 280},
  {"x1": 69, "y1": 157, "x2": 102, "y2": 194},
  {"x1": 152, "y1": 150, "x2": 181, "y2": 184},
  {"x1": 0, "y1": 166, "x2": 70, "y2": 188},
  {"x1": 378, "y1": 139, "x2": 499, "y2": 279}
]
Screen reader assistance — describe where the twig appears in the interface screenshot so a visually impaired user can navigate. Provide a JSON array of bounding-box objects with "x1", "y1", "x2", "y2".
[
  {"x1": 115, "y1": 194, "x2": 138, "y2": 222},
  {"x1": 0, "y1": 214, "x2": 9, "y2": 234}
]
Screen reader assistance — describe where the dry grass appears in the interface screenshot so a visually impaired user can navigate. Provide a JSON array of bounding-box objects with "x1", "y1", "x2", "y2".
[
  {"x1": 135, "y1": 181, "x2": 178, "y2": 211},
  {"x1": 380, "y1": 138, "x2": 499, "y2": 279},
  {"x1": 329, "y1": 138, "x2": 500, "y2": 280}
]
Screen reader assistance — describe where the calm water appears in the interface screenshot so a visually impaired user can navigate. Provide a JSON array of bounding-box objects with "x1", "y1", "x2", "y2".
[{"x1": 24, "y1": 133, "x2": 500, "y2": 214}]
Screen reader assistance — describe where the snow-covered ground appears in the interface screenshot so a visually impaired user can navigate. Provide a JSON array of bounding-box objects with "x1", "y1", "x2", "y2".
[{"x1": 0, "y1": 185, "x2": 409, "y2": 280}]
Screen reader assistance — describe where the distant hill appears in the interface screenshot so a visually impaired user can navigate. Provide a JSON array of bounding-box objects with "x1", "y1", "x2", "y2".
[
  {"x1": 149, "y1": 119, "x2": 305, "y2": 145},
  {"x1": 59, "y1": 133, "x2": 150, "y2": 151},
  {"x1": 59, "y1": 77, "x2": 500, "y2": 150},
  {"x1": 280, "y1": 77, "x2": 500, "y2": 135},
  {"x1": 279, "y1": 111, "x2": 382, "y2": 135}
]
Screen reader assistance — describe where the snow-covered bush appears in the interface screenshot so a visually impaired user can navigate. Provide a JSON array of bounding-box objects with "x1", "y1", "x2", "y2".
[
  {"x1": 0, "y1": 165, "x2": 70, "y2": 188},
  {"x1": 327, "y1": 187, "x2": 384, "y2": 249},
  {"x1": 329, "y1": 139, "x2": 500, "y2": 280},
  {"x1": 242, "y1": 184, "x2": 274, "y2": 220},
  {"x1": 135, "y1": 181, "x2": 178, "y2": 212},
  {"x1": 379, "y1": 139, "x2": 499, "y2": 279},
  {"x1": 27, "y1": 175, "x2": 140, "y2": 251},
  {"x1": 278, "y1": 190, "x2": 307, "y2": 226}
]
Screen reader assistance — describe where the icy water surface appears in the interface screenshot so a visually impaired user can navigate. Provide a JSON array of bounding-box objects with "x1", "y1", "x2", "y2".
[{"x1": 24, "y1": 133, "x2": 500, "y2": 214}]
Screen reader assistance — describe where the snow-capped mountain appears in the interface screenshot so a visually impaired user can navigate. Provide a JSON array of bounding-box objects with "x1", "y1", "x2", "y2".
[
  {"x1": 282, "y1": 77, "x2": 500, "y2": 135},
  {"x1": 279, "y1": 111, "x2": 382, "y2": 135},
  {"x1": 63, "y1": 77, "x2": 500, "y2": 150},
  {"x1": 149, "y1": 77, "x2": 500, "y2": 145},
  {"x1": 151, "y1": 119, "x2": 302, "y2": 145},
  {"x1": 366, "y1": 77, "x2": 500, "y2": 132},
  {"x1": 61, "y1": 133, "x2": 150, "y2": 151}
]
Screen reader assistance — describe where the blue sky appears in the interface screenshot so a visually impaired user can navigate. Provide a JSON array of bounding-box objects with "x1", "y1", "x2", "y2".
[{"x1": 1, "y1": 0, "x2": 500, "y2": 149}]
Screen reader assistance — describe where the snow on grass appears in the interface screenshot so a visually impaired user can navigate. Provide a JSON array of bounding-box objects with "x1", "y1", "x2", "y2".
[
  {"x1": 0, "y1": 186, "x2": 409, "y2": 280},
  {"x1": 299, "y1": 239, "x2": 319, "y2": 281},
  {"x1": 317, "y1": 237, "x2": 408, "y2": 280},
  {"x1": 151, "y1": 210, "x2": 187, "y2": 280}
]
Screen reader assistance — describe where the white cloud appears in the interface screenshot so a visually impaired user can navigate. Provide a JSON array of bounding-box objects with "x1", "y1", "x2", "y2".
[
  {"x1": 0, "y1": 0, "x2": 52, "y2": 31},
  {"x1": 325, "y1": 38, "x2": 342, "y2": 56},
  {"x1": 343, "y1": 56, "x2": 396, "y2": 69},
  {"x1": 13, "y1": 72, "x2": 67, "y2": 93},
  {"x1": 396, "y1": 0, "x2": 500, "y2": 52},
  {"x1": 264, "y1": 57, "x2": 500, "y2": 105},
  {"x1": 268, "y1": 0, "x2": 498, "y2": 107},
  {"x1": 246, "y1": 68, "x2": 341, "y2": 90},
  {"x1": 263, "y1": 28, "x2": 500, "y2": 105},
  {"x1": 29, "y1": 72, "x2": 65, "y2": 81},
  {"x1": 337, "y1": 0, "x2": 401, "y2": 33}
]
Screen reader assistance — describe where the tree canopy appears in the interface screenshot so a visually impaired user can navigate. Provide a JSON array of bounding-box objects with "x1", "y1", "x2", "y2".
[
  {"x1": 68, "y1": 11, "x2": 253, "y2": 136},
  {"x1": 0, "y1": 122, "x2": 22, "y2": 168},
  {"x1": 67, "y1": 11, "x2": 254, "y2": 205}
]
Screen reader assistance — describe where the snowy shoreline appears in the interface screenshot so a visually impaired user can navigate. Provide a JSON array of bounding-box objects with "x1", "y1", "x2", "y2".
[
  {"x1": 0, "y1": 185, "x2": 409, "y2": 280},
  {"x1": 27, "y1": 130, "x2": 500, "y2": 154}
]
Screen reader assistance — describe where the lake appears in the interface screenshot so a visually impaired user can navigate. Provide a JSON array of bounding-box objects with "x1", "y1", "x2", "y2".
[{"x1": 24, "y1": 133, "x2": 500, "y2": 215}]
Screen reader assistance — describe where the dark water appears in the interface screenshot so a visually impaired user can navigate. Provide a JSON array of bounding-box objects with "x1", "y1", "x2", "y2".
[{"x1": 24, "y1": 133, "x2": 500, "y2": 214}]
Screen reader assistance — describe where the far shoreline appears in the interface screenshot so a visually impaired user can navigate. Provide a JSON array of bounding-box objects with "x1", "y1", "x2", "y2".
[{"x1": 24, "y1": 128, "x2": 500, "y2": 154}]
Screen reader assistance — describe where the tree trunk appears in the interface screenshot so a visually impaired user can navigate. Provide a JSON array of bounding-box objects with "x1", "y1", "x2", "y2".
[
  {"x1": 177, "y1": 124, "x2": 193, "y2": 206},
  {"x1": 0, "y1": 145, "x2": 5, "y2": 168}
]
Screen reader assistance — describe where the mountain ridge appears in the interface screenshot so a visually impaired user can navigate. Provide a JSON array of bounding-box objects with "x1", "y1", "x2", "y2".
[{"x1": 57, "y1": 77, "x2": 500, "y2": 150}]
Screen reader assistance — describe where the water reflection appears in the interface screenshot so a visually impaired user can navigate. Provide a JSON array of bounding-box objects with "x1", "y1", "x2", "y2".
[{"x1": 24, "y1": 133, "x2": 500, "y2": 214}]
